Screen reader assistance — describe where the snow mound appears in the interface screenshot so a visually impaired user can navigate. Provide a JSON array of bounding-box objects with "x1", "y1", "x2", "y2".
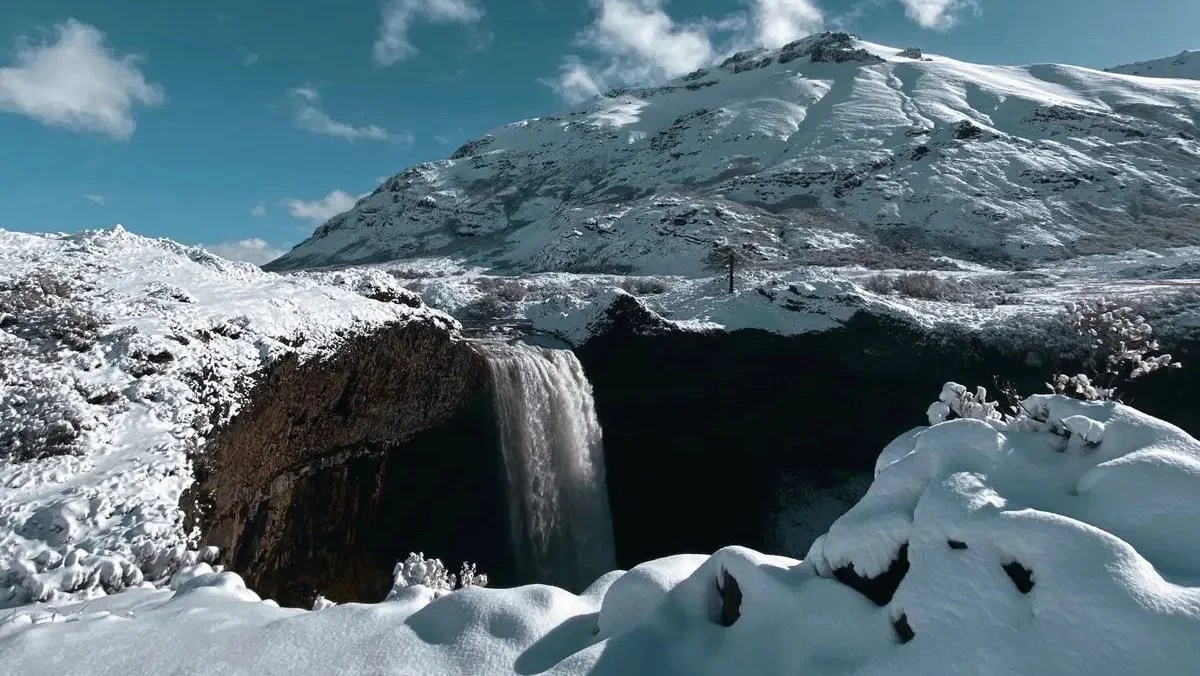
[
  {"x1": 0, "y1": 227, "x2": 448, "y2": 608},
  {"x1": 4, "y1": 394, "x2": 1199, "y2": 674}
]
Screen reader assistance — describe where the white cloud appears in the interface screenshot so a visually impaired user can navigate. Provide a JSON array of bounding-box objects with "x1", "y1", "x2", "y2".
[
  {"x1": 203, "y1": 238, "x2": 288, "y2": 265},
  {"x1": 550, "y1": 57, "x2": 606, "y2": 105},
  {"x1": 754, "y1": 0, "x2": 824, "y2": 48},
  {"x1": 582, "y1": 0, "x2": 715, "y2": 87},
  {"x1": 288, "y1": 84, "x2": 412, "y2": 144},
  {"x1": 250, "y1": 202, "x2": 267, "y2": 217},
  {"x1": 897, "y1": 0, "x2": 973, "y2": 29},
  {"x1": 82, "y1": 193, "x2": 109, "y2": 205},
  {"x1": 283, "y1": 190, "x2": 360, "y2": 223},
  {"x1": 373, "y1": 0, "x2": 485, "y2": 66},
  {"x1": 0, "y1": 19, "x2": 164, "y2": 140},
  {"x1": 242, "y1": 52, "x2": 260, "y2": 67},
  {"x1": 549, "y1": 0, "x2": 824, "y2": 103}
]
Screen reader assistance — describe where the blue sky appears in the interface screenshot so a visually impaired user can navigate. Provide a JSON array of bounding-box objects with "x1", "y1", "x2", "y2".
[{"x1": 1, "y1": 0, "x2": 1197, "y2": 262}]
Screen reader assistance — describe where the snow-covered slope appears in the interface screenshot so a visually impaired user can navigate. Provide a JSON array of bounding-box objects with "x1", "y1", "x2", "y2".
[
  {"x1": 4, "y1": 392, "x2": 1199, "y2": 675},
  {"x1": 1108, "y1": 50, "x2": 1200, "y2": 80},
  {"x1": 270, "y1": 33, "x2": 1200, "y2": 275},
  {"x1": 0, "y1": 227, "x2": 448, "y2": 608}
]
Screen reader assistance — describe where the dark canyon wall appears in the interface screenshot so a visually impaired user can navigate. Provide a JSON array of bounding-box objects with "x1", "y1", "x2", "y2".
[
  {"x1": 574, "y1": 307, "x2": 1200, "y2": 568},
  {"x1": 184, "y1": 318, "x2": 512, "y2": 607},
  {"x1": 185, "y1": 303, "x2": 1200, "y2": 608}
]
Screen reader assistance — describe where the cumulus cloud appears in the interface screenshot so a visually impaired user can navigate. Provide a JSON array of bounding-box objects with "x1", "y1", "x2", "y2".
[
  {"x1": 0, "y1": 19, "x2": 164, "y2": 140},
  {"x1": 549, "y1": 0, "x2": 824, "y2": 103},
  {"x1": 203, "y1": 238, "x2": 288, "y2": 266},
  {"x1": 550, "y1": 57, "x2": 606, "y2": 105},
  {"x1": 250, "y1": 202, "x2": 267, "y2": 217},
  {"x1": 288, "y1": 84, "x2": 412, "y2": 144},
  {"x1": 283, "y1": 190, "x2": 361, "y2": 223},
  {"x1": 82, "y1": 193, "x2": 110, "y2": 205},
  {"x1": 373, "y1": 0, "x2": 485, "y2": 66},
  {"x1": 897, "y1": 0, "x2": 974, "y2": 30},
  {"x1": 755, "y1": 0, "x2": 824, "y2": 48}
]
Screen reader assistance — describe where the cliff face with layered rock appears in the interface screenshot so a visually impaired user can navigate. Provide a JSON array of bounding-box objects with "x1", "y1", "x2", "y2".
[{"x1": 187, "y1": 317, "x2": 506, "y2": 607}]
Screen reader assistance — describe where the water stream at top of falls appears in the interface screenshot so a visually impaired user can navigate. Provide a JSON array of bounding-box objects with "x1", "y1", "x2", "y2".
[{"x1": 479, "y1": 341, "x2": 616, "y2": 592}]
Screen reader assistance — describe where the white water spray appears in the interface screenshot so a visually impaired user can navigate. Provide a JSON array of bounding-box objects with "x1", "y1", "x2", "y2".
[{"x1": 481, "y1": 341, "x2": 616, "y2": 591}]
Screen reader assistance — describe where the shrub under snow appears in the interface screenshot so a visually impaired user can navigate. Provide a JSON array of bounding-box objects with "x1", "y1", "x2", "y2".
[
  {"x1": 1048, "y1": 299, "x2": 1179, "y2": 400},
  {"x1": 0, "y1": 227, "x2": 444, "y2": 609},
  {"x1": 388, "y1": 553, "x2": 488, "y2": 596}
]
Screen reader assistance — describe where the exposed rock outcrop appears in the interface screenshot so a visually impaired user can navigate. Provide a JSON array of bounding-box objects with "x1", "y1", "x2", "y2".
[{"x1": 187, "y1": 318, "x2": 509, "y2": 607}]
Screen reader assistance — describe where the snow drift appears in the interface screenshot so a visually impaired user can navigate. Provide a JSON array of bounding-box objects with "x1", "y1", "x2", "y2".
[{"x1": 4, "y1": 390, "x2": 1200, "y2": 675}]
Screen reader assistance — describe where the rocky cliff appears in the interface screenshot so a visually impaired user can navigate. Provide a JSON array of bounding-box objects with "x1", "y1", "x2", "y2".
[{"x1": 187, "y1": 318, "x2": 508, "y2": 607}]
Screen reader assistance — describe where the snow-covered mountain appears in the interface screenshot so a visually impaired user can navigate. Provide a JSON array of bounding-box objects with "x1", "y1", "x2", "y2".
[
  {"x1": 1108, "y1": 50, "x2": 1200, "y2": 80},
  {"x1": 269, "y1": 33, "x2": 1200, "y2": 276}
]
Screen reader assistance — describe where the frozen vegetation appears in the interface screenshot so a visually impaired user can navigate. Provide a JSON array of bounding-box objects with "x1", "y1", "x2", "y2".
[{"x1": 0, "y1": 227, "x2": 446, "y2": 608}]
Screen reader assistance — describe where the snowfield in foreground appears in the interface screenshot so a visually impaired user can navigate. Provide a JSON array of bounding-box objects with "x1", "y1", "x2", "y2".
[
  {"x1": 0, "y1": 227, "x2": 446, "y2": 608},
  {"x1": 4, "y1": 393, "x2": 1199, "y2": 675}
]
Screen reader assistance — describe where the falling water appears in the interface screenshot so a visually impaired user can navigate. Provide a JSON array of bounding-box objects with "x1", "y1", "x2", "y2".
[{"x1": 480, "y1": 341, "x2": 616, "y2": 591}]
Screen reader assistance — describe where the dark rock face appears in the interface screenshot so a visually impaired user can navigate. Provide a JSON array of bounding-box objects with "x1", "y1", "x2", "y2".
[
  {"x1": 893, "y1": 613, "x2": 916, "y2": 643},
  {"x1": 575, "y1": 314, "x2": 1024, "y2": 567},
  {"x1": 575, "y1": 312, "x2": 1200, "y2": 569},
  {"x1": 186, "y1": 318, "x2": 511, "y2": 607},
  {"x1": 717, "y1": 569, "x2": 742, "y2": 627},
  {"x1": 834, "y1": 544, "x2": 910, "y2": 606},
  {"x1": 1002, "y1": 561, "x2": 1035, "y2": 594}
]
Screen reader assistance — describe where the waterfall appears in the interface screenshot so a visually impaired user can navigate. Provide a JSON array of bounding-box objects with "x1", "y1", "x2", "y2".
[{"x1": 480, "y1": 341, "x2": 616, "y2": 591}]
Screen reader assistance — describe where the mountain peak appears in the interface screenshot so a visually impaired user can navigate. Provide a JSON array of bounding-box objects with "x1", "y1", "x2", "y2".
[{"x1": 269, "y1": 43, "x2": 1200, "y2": 275}]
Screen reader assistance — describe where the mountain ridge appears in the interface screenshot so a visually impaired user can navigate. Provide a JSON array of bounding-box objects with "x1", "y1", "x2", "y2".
[
  {"x1": 1108, "y1": 50, "x2": 1200, "y2": 80},
  {"x1": 267, "y1": 33, "x2": 1200, "y2": 275}
]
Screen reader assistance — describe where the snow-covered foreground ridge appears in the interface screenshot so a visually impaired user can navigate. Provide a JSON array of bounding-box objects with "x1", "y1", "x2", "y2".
[
  {"x1": 271, "y1": 33, "x2": 1200, "y2": 275},
  {"x1": 0, "y1": 227, "x2": 446, "y2": 607},
  {"x1": 5, "y1": 394, "x2": 1200, "y2": 675}
]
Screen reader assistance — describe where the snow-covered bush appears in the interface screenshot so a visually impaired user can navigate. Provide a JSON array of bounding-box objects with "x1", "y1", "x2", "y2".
[
  {"x1": 0, "y1": 543, "x2": 221, "y2": 607},
  {"x1": 1050, "y1": 299, "x2": 1180, "y2": 400},
  {"x1": 387, "y1": 553, "x2": 488, "y2": 597},
  {"x1": 0, "y1": 270, "x2": 108, "y2": 353},
  {"x1": 926, "y1": 382, "x2": 1005, "y2": 425},
  {"x1": 620, "y1": 277, "x2": 668, "y2": 296},
  {"x1": 863, "y1": 272, "x2": 965, "y2": 302},
  {"x1": 458, "y1": 292, "x2": 514, "y2": 320},
  {"x1": 476, "y1": 277, "x2": 527, "y2": 303},
  {"x1": 0, "y1": 367, "x2": 100, "y2": 461}
]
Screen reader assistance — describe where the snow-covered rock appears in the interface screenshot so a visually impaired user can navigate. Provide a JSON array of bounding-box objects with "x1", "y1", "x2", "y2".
[
  {"x1": 3, "y1": 395, "x2": 1199, "y2": 674},
  {"x1": 270, "y1": 35, "x2": 1200, "y2": 276},
  {"x1": 0, "y1": 227, "x2": 449, "y2": 607}
]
